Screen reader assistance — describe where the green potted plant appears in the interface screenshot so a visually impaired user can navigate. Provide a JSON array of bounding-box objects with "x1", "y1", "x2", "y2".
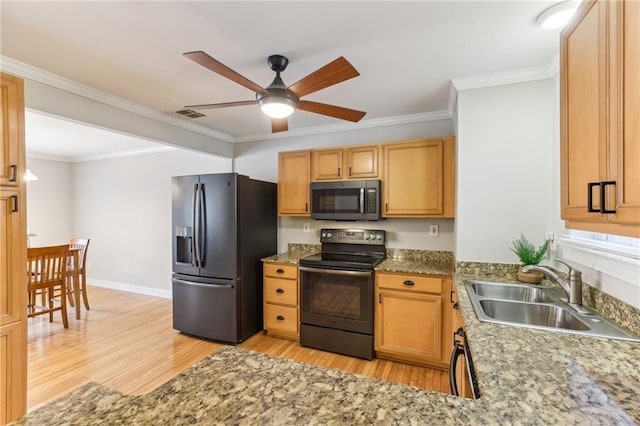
[{"x1": 510, "y1": 234, "x2": 549, "y2": 284}]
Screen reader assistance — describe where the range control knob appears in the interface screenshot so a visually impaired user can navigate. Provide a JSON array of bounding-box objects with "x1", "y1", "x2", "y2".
[
  {"x1": 365, "y1": 234, "x2": 371, "y2": 240},
  {"x1": 376, "y1": 234, "x2": 383, "y2": 240},
  {"x1": 326, "y1": 233, "x2": 333, "y2": 238},
  {"x1": 321, "y1": 232, "x2": 327, "y2": 238}
]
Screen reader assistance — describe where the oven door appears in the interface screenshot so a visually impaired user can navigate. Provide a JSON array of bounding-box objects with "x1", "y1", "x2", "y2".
[{"x1": 299, "y1": 266, "x2": 374, "y2": 335}]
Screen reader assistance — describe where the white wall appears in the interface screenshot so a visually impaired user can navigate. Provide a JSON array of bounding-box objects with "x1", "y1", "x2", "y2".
[
  {"x1": 72, "y1": 149, "x2": 232, "y2": 296},
  {"x1": 25, "y1": 157, "x2": 73, "y2": 247},
  {"x1": 455, "y1": 79, "x2": 560, "y2": 262},
  {"x1": 234, "y1": 119, "x2": 457, "y2": 253}
]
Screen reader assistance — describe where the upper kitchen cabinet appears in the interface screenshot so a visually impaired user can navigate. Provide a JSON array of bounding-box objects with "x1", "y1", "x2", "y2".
[
  {"x1": 278, "y1": 150, "x2": 311, "y2": 216},
  {"x1": 311, "y1": 144, "x2": 379, "y2": 181},
  {"x1": 561, "y1": 0, "x2": 640, "y2": 237},
  {"x1": 1, "y1": 74, "x2": 23, "y2": 187},
  {"x1": 382, "y1": 137, "x2": 455, "y2": 217}
]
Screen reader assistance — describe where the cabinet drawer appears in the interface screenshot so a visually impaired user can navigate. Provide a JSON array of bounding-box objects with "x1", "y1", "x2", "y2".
[
  {"x1": 264, "y1": 277, "x2": 298, "y2": 306},
  {"x1": 376, "y1": 273, "x2": 443, "y2": 294},
  {"x1": 264, "y1": 263, "x2": 297, "y2": 279},
  {"x1": 264, "y1": 304, "x2": 298, "y2": 334}
]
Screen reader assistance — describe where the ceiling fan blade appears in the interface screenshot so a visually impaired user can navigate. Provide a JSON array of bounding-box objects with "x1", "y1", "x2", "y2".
[
  {"x1": 271, "y1": 118, "x2": 288, "y2": 133},
  {"x1": 287, "y1": 57, "x2": 360, "y2": 98},
  {"x1": 184, "y1": 51, "x2": 268, "y2": 94},
  {"x1": 185, "y1": 100, "x2": 256, "y2": 110},
  {"x1": 297, "y1": 100, "x2": 366, "y2": 122}
]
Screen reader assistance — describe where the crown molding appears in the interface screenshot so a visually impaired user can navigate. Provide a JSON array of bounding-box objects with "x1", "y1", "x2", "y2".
[
  {"x1": 447, "y1": 58, "x2": 560, "y2": 121},
  {"x1": 0, "y1": 55, "x2": 235, "y2": 143},
  {"x1": 234, "y1": 110, "x2": 452, "y2": 143}
]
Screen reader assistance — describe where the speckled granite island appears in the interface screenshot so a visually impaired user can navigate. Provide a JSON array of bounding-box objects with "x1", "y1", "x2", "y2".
[{"x1": 264, "y1": 246, "x2": 640, "y2": 424}]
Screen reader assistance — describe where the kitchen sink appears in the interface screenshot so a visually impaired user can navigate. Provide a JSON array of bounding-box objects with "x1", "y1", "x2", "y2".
[
  {"x1": 469, "y1": 281, "x2": 556, "y2": 303},
  {"x1": 479, "y1": 299, "x2": 589, "y2": 331},
  {"x1": 464, "y1": 280, "x2": 640, "y2": 342}
]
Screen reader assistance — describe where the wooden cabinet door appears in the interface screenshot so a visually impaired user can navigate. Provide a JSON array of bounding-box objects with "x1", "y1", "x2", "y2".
[
  {"x1": 0, "y1": 72, "x2": 26, "y2": 425},
  {"x1": 375, "y1": 289, "x2": 442, "y2": 363},
  {"x1": 311, "y1": 148, "x2": 342, "y2": 181},
  {"x1": 561, "y1": 0, "x2": 608, "y2": 223},
  {"x1": 383, "y1": 139, "x2": 444, "y2": 216},
  {"x1": 278, "y1": 150, "x2": 311, "y2": 216},
  {"x1": 609, "y1": 0, "x2": 640, "y2": 227},
  {"x1": 346, "y1": 145, "x2": 378, "y2": 179},
  {"x1": 0, "y1": 74, "x2": 23, "y2": 187}
]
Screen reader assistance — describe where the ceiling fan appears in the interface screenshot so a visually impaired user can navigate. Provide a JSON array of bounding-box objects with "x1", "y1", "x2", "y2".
[{"x1": 183, "y1": 51, "x2": 366, "y2": 133}]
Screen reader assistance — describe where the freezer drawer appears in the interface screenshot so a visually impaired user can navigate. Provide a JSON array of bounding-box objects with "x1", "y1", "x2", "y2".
[{"x1": 172, "y1": 277, "x2": 238, "y2": 343}]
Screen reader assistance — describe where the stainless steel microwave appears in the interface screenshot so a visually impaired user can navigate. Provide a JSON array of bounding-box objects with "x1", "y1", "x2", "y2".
[{"x1": 310, "y1": 180, "x2": 381, "y2": 221}]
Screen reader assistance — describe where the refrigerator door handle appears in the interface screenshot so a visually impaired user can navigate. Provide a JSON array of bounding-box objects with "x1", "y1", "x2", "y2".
[
  {"x1": 171, "y1": 278, "x2": 234, "y2": 289},
  {"x1": 197, "y1": 183, "x2": 206, "y2": 267},
  {"x1": 192, "y1": 183, "x2": 200, "y2": 267}
]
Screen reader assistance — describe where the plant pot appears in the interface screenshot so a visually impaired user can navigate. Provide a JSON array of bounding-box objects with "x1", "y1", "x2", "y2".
[{"x1": 517, "y1": 266, "x2": 543, "y2": 284}]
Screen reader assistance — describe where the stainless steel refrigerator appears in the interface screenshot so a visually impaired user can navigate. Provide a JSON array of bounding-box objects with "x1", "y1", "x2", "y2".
[{"x1": 171, "y1": 173, "x2": 276, "y2": 343}]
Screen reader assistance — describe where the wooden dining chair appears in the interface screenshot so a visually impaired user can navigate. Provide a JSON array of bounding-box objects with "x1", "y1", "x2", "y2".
[
  {"x1": 27, "y1": 245, "x2": 70, "y2": 328},
  {"x1": 67, "y1": 238, "x2": 91, "y2": 311}
]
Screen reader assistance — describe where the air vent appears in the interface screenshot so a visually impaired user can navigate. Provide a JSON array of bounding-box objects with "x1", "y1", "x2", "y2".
[{"x1": 175, "y1": 109, "x2": 206, "y2": 119}]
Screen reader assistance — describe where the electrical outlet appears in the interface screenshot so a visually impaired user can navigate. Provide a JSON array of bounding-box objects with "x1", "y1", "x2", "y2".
[
  {"x1": 429, "y1": 224, "x2": 439, "y2": 237},
  {"x1": 303, "y1": 223, "x2": 310, "y2": 233}
]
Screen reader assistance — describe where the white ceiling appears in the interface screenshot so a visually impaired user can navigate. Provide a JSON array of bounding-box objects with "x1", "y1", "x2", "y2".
[{"x1": 1, "y1": 1, "x2": 565, "y2": 159}]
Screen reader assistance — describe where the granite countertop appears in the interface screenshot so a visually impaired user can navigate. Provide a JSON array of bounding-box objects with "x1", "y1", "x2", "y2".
[
  {"x1": 452, "y1": 272, "x2": 640, "y2": 424},
  {"x1": 262, "y1": 243, "x2": 320, "y2": 265}
]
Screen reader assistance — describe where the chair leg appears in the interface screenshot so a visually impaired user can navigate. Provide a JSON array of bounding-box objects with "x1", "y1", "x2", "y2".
[
  {"x1": 81, "y1": 274, "x2": 90, "y2": 310},
  {"x1": 60, "y1": 283, "x2": 69, "y2": 328},
  {"x1": 48, "y1": 288, "x2": 54, "y2": 323},
  {"x1": 66, "y1": 276, "x2": 75, "y2": 307}
]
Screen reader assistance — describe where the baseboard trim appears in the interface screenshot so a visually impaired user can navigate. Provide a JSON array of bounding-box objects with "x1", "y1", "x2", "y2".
[{"x1": 88, "y1": 278, "x2": 172, "y2": 299}]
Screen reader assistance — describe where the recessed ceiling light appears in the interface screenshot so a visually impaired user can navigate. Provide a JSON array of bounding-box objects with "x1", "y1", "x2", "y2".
[{"x1": 536, "y1": 1, "x2": 579, "y2": 30}]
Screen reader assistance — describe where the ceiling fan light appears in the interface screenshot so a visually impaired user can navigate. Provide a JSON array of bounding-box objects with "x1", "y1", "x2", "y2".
[
  {"x1": 536, "y1": 1, "x2": 579, "y2": 30},
  {"x1": 259, "y1": 96, "x2": 296, "y2": 119}
]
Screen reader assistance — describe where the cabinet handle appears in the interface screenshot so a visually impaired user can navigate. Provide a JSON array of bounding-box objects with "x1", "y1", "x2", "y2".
[
  {"x1": 587, "y1": 182, "x2": 600, "y2": 213},
  {"x1": 378, "y1": 293, "x2": 382, "y2": 303},
  {"x1": 403, "y1": 280, "x2": 415, "y2": 286},
  {"x1": 385, "y1": 202, "x2": 388, "y2": 212},
  {"x1": 587, "y1": 181, "x2": 617, "y2": 214},
  {"x1": 450, "y1": 290, "x2": 455, "y2": 303},
  {"x1": 601, "y1": 181, "x2": 616, "y2": 213},
  {"x1": 305, "y1": 203, "x2": 308, "y2": 212},
  {"x1": 349, "y1": 166, "x2": 352, "y2": 176},
  {"x1": 276, "y1": 315, "x2": 285, "y2": 321},
  {"x1": 9, "y1": 165, "x2": 18, "y2": 182},
  {"x1": 11, "y1": 195, "x2": 19, "y2": 212},
  {"x1": 276, "y1": 288, "x2": 284, "y2": 294},
  {"x1": 276, "y1": 268, "x2": 285, "y2": 274},
  {"x1": 338, "y1": 167, "x2": 341, "y2": 177}
]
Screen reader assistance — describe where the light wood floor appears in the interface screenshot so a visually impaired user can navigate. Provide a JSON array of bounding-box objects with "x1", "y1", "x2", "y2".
[{"x1": 27, "y1": 285, "x2": 449, "y2": 411}]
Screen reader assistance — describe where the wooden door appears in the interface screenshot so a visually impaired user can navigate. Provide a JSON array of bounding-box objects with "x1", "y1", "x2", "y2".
[
  {"x1": 0, "y1": 72, "x2": 27, "y2": 425},
  {"x1": 311, "y1": 148, "x2": 342, "y2": 181},
  {"x1": 383, "y1": 139, "x2": 444, "y2": 216},
  {"x1": 346, "y1": 145, "x2": 378, "y2": 179},
  {"x1": 375, "y1": 290, "x2": 442, "y2": 362},
  {"x1": 278, "y1": 150, "x2": 311, "y2": 216},
  {"x1": 609, "y1": 0, "x2": 640, "y2": 227},
  {"x1": 561, "y1": 0, "x2": 609, "y2": 222}
]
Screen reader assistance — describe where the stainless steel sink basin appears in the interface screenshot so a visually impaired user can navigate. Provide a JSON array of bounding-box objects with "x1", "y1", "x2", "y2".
[
  {"x1": 479, "y1": 299, "x2": 589, "y2": 331},
  {"x1": 470, "y1": 281, "x2": 555, "y2": 303},
  {"x1": 464, "y1": 280, "x2": 640, "y2": 342}
]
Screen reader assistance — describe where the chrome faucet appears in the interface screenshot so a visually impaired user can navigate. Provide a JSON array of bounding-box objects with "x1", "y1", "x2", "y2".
[{"x1": 522, "y1": 260, "x2": 583, "y2": 305}]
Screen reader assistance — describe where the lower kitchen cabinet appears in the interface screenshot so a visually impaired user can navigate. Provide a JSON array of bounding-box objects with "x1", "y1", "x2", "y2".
[
  {"x1": 262, "y1": 262, "x2": 299, "y2": 341},
  {"x1": 375, "y1": 272, "x2": 453, "y2": 369}
]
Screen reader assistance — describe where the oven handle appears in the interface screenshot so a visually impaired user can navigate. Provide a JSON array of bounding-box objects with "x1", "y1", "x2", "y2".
[{"x1": 299, "y1": 266, "x2": 371, "y2": 277}]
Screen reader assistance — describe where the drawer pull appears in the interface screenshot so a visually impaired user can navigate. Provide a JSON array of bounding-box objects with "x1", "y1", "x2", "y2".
[
  {"x1": 276, "y1": 315, "x2": 285, "y2": 321},
  {"x1": 275, "y1": 288, "x2": 285, "y2": 294},
  {"x1": 403, "y1": 280, "x2": 415, "y2": 286},
  {"x1": 276, "y1": 268, "x2": 285, "y2": 274}
]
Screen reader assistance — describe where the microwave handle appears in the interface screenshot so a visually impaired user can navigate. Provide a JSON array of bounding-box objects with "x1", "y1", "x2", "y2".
[{"x1": 360, "y1": 188, "x2": 365, "y2": 214}]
